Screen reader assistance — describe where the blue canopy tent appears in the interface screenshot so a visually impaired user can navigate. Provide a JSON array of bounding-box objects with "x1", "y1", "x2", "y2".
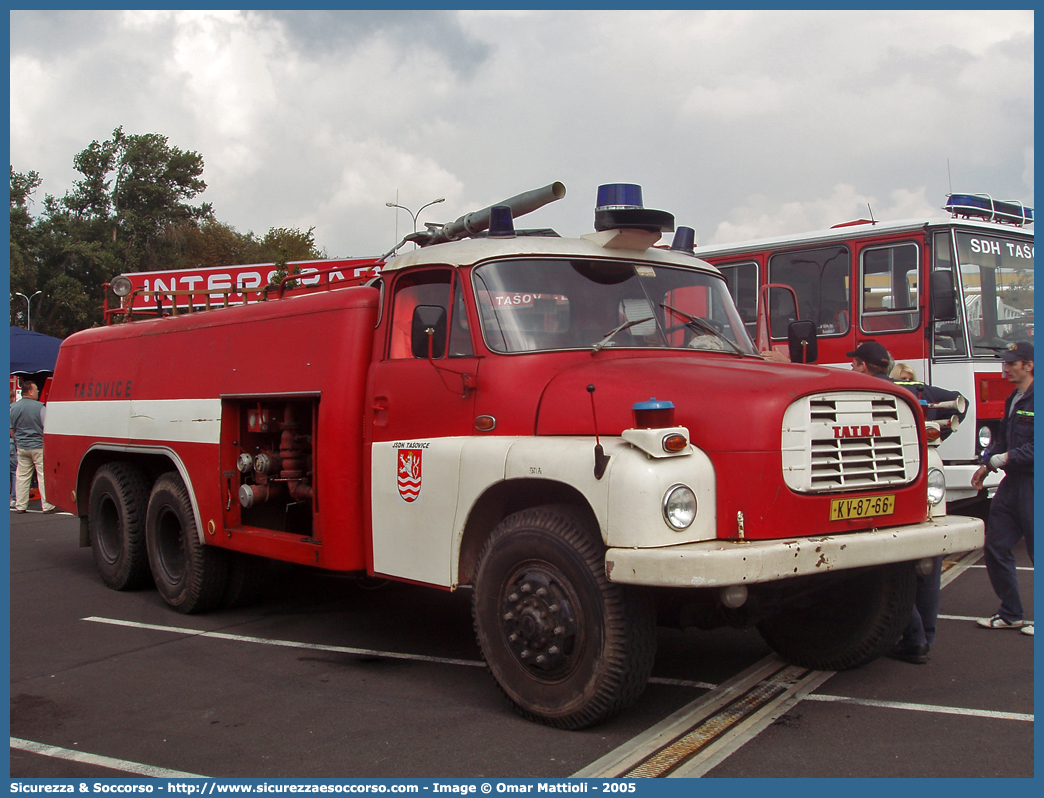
[{"x1": 10, "y1": 326, "x2": 63, "y2": 375}]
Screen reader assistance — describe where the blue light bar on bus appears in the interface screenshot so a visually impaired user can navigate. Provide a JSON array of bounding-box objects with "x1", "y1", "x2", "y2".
[{"x1": 943, "y1": 193, "x2": 1033, "y2": 226}]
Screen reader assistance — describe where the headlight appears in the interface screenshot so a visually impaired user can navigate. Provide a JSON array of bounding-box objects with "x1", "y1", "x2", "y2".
[
  {"x1": 978, "y1": 425, "x2": 993, "y2": 450},
  {"x1": 110, "y1": 275, "x2": 133, "y2": 297},
  {"x1": 927, "y1": 468, "x2": 946, "y2": 506},
  {"x1": 662, "y1": 484, "x2": 697, "y2": 530}
]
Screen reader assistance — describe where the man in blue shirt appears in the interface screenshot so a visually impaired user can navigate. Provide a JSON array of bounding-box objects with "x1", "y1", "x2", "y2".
[
  {"x1": 973, "y1": 341, "x2": 1034, "y2": 636},
  {"x1": 10, "y1": 379, "x2": 57, "y2": 513}
]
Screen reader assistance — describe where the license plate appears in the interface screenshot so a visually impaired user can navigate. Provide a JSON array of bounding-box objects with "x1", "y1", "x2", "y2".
[{"x1": 830, "y1": 494, "x2": 895, "y2": 521}]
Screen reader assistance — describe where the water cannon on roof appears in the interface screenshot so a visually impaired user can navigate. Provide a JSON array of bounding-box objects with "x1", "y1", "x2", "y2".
[{"x1": 403, "y1": 182, "x2": 566, "y2": 250}]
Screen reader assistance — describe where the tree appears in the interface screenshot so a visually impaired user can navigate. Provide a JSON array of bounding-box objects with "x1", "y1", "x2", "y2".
[
  {"x1": 174, "y1": 221, "x2": 323, "y2": 272},
  {"x1": 257, "y1": 226, "x2": 323, "y2": 264},
  {"x1": 63, "y1": 126, "x2": 212, "y2": 273},
  {"x1": 10, "y1": 167, "x2": 42, "y2": 299},
  {"x1": 10, "y1": 128, "x2": 327, "y2": 337}
]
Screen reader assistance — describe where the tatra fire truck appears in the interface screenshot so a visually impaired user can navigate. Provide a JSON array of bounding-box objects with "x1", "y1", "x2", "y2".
[
  {"x1": 44, "y1": 183, "x2": 983, "y2": 729},
  {"x1": 695, "y1": 193, "x2": 1034, "y2": 510}
]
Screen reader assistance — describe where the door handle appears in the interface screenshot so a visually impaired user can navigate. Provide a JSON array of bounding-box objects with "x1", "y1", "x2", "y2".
[{"x1": 372, "y1": 397, "x2": 388, "y2": 426}]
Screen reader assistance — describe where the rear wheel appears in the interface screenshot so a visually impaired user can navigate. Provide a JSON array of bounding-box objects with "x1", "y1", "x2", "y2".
[
  {"x1": 145, "y1": 472, "x2": 228, "y2": 614},
  {"x1": 757, "y1": 562, "x2": 916, "y2": 670},
  {"x1": 472, "y1": 506, "x2": 656, "y2": 729},
  {"x1": 88, "y1": 462, "x2": 151, "y2": 590}
]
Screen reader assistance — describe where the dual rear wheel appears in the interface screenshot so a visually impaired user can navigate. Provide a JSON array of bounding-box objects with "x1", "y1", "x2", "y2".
[{"x1": 87, "y1": 466, "x2": 230, "y2": 613}]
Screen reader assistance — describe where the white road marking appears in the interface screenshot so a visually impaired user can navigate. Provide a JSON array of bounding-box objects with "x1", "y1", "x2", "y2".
[
  {"x1": 803, "y1": 694, "x2": 1032, "y2": 722},
  {"x1": 82, "y1": 616, "x2": 486, "y2": 667},
  {"x1": 965, "y1": 564, "x2": 1034, "y2": 571},
  {"x1": 10, "y1": 736, "x2": 206, "y2": 778}
]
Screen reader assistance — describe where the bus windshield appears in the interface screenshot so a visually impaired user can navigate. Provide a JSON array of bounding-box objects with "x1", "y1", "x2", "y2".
[
  {"x1": 954, "y1": 230, "x2": 1034, "y2": 356},
  {"x1": 472, "y1": 258, "x2": 757, "y2": 355}
]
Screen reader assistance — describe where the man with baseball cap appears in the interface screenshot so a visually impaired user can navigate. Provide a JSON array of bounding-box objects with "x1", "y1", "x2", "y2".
[
  {"x1": 972, "y1": 341, "x2": 1034, "y2": 636},
  {"x1": 847, "y1": 341, "x2": 892, "y2": 376},
  {"x1": 848, "y1": 340, "x2": 969, "y2": 663}
]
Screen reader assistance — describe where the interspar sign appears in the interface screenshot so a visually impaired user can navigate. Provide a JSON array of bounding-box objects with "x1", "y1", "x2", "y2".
[{"x1": 120, "y1": 258, "x2": 382, "y2": 309}]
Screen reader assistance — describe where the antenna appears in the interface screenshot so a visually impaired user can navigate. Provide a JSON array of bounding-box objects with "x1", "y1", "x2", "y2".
[
  {"x1": 867, "y1": 203, "x2": 876, "y2": 225},
  {"x1": 947, "y1": 159, "x2": 953, "y2": 194}
]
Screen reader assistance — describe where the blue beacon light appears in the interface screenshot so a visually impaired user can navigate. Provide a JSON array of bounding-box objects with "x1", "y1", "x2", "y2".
[
  {"x1": 594, "y1": 184, "x2": 675, "y2": 234},
  {"x1": 596, "y1": 183, "x2": 644, "y2": 211},
  {"x1": 671, "y1": 226, "x2": 696, "y2": 255},
  {"x1": 487, "y1": 205, "x2": 515, "y2": 238}
]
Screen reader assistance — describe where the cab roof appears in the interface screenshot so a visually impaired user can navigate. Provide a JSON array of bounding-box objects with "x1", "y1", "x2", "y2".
[{"x1": 381, "y1": 230, "x2": 723, "y2": 275}]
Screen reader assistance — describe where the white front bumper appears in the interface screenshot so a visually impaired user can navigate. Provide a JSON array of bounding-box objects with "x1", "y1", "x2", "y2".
[{"x1": 604, "y1": 515, "x2": 984, "y2": 588}]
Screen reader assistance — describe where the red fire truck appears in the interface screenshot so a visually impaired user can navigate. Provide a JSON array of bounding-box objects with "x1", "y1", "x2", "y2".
[
  {"x1": 695, "y1": 193, "x2": 1034, "y2": 510},
  {"x1": 43, "y1": 183, "x2": 982, "y2": 729}
]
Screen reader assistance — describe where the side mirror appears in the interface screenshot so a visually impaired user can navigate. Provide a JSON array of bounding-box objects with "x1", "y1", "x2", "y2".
[
  {"x1": 787, "y1": 320, "x2": 818, "y2": 363},
  {"x1": 930, "y1": 270, "x2": 958, "y2": 322},
  {"x1": 411, "y1": 305, "x2": 447, "y2": 359}
]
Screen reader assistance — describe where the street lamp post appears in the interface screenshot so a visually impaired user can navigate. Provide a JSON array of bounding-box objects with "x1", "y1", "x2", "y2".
[
  {"x1": 14, "y1": 291, "x2": 42, "y2": 330},
  {"x1": 386, "y1": 197, "x2": 446, "y2": 242}
]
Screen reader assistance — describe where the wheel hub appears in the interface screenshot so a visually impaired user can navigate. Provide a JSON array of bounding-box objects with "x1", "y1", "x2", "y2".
[{"x1": 500, "y1": 568, "x2": 578, "y2": 675}]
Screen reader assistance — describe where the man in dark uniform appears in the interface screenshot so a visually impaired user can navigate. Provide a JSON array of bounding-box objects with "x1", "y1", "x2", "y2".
[
  {"x1": 973, "y1": 341, "x2": 1034, "y2": 636},
  {"x1": 849, "y1": 341, "x2": 968, "y2": 663}
]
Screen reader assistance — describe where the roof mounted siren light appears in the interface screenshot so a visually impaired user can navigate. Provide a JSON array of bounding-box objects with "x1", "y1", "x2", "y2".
[
  {"x1": 670, "y1": 226, "x2": 697, "y2": 256},
  {"x1": 487, "y1": 205, "x2": 516, "y2": 238},
  {"x1": 943, "y1": 193, "x2": 1033, "y2": 227},
  {"x1": 594, "y1": 184, "x2": 675, "y2": 233}
]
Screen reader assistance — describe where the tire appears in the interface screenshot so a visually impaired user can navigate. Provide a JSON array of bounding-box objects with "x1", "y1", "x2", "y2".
[
  {"x1": 756, "y1": 561, "x2": 917, "y2": 671},
  {"x1": 472, "y1": 506, "x2": 656, "y2": 729},
  {"x1": 88, "y1": 462, "x2": 152, "y2": 590},
  {"x1": 145, "y1": 472, "x2": 228, "y2": 614}
]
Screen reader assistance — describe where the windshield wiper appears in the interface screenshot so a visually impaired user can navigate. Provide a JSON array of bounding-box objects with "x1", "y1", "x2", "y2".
[
  {"x1": 659, "y1": 303, "x2": 746, "y2": 356},
  {"x1": 592, "y1": 317, "x2": 655, "y2": 352}
]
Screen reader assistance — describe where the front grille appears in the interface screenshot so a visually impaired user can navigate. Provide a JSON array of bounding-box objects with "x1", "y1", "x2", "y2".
[{"x1": 782, "y1": 392, "x2": 920, "y2": 493}]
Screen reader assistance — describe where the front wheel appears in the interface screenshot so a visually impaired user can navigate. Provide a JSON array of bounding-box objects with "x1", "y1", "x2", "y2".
[
  {"x1": 472, "y1": 506, "x2": 656, "y2": 729},
  {"x1": 757, "y1": 561, "x2": 916, "y2": 670},
  {"x1": 145, "y1": 472, "x2": 228, "y2": 614}
]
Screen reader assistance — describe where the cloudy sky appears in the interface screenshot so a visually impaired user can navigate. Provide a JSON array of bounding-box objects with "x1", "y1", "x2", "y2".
[{"x1": 9, "y1": 9, "x2": 1034, "y2": 260}]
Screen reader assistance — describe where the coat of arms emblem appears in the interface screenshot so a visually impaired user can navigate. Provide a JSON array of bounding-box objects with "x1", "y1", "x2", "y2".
[{"x1": 397, "y1": 449, "x2": 422, "y2": 502}]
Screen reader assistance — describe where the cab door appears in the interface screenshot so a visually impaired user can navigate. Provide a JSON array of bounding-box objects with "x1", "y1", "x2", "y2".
[{"x1": 367, "y1": 267, "x2": 479, "y2": 585}]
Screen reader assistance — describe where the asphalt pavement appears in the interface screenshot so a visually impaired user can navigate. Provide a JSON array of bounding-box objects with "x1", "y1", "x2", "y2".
[{"x1": 8, "y1": 503, "x2": 1034, "y2": 779}]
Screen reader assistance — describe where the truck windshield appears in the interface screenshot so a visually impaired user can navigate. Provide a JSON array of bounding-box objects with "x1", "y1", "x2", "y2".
[
  {"x1": 472, "y1": 258, "x2": 757, "y2": 355},
  {"x1": 954, "y1": 231, "x2": 1034, "y2": 356}
]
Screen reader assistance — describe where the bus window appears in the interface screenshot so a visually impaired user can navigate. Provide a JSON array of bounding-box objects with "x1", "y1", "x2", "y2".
[
  {"x1": 768, "y1": 247, "x2": 850, "y2": 338},
  {"x1": 955, "y1": 231, "x2": 1035, "y2": 354},
  {"x1": 931, "y1": 232, "x2": 968, "y2": 356},
  {"x1": 860, "y1": 243, "x2": 920, "y2": 333},
  {"x1": 717, "y1": 261, "x2": 759, "y2": 340}
]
